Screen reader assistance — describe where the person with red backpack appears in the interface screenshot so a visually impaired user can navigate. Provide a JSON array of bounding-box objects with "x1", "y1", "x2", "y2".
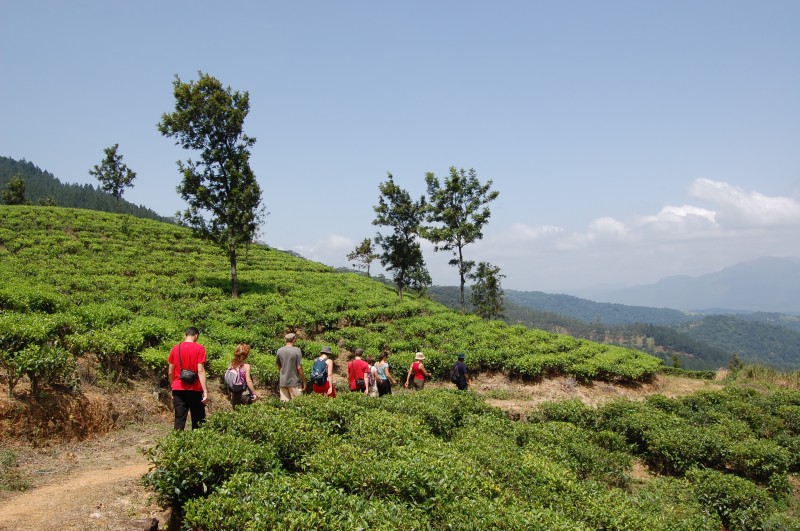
[{"x1": 310, "y1": 346, "x2": 336, "y2": 397}]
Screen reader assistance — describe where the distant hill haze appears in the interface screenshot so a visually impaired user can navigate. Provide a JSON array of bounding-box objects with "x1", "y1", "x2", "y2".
[{"x1": 567, "y1": 257, "x2": 800, "y2": 314}]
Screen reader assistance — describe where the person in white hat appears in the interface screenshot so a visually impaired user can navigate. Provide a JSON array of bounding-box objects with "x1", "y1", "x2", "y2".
[{"x1": 404, "y1": 352, "x2": 431, "y2": 390}]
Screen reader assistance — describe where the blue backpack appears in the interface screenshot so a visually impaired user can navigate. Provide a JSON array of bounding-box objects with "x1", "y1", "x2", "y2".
[{"x1": 310, "y1": 357, "x2": 328, "y2": 385}]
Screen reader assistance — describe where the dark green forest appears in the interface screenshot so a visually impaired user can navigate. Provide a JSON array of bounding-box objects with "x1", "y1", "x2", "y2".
[{"x1": 0, "y1": 156, "x2": 169, "y2": 221}]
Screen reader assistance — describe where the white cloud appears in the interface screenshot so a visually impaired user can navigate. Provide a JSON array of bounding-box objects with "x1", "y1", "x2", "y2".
[
  {"x1": 467, "y1": 179, "x2": 800, "y2": 291},
  {"x1": 689, "y1": 178, "x2": 800, "y2": 227},
  {"x1": 509, "y1": 223, "x2": 564, "y2": 241},
  {"x1": 292, "y1": 234, "x2": 355, "y2": 266}
]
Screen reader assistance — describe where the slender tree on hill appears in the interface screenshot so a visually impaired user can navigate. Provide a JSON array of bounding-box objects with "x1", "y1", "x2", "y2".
[
  {"x1": 2, "y1": 175, "x2": 28, "y2": 205},
  {"x1": 347, "y1": 237, "x2": 379, "y2": 277},
  {"x1": 470, "y1": 261, "x2": 505, "y2": 320},
  {"x1": 423, "y1": 167, "x2": 499, "y2": 313},
  {"x1": 372, "y1": 174, "x2": 430, "y2": 298},
  {"x1": 88, "y1": 143, "x2": 137, "y2": 212},
  {"x1": 158, "y1": 72, "x2": 264, "y2": 298}
]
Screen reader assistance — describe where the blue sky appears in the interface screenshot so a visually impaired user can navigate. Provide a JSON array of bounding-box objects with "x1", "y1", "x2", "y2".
[{"x1": 2, "y1": 1, "x2": 799, "y2": 293}]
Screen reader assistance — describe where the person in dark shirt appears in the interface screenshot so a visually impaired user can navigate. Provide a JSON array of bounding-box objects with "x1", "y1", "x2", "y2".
[{"x1": 454, "y1": 353, "x2": 470, "y2": 391}]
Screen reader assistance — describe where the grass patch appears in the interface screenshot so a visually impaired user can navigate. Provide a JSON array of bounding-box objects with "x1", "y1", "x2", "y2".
[{"x1": 0, "y1": 450, "x2": 29, "y2": 491}]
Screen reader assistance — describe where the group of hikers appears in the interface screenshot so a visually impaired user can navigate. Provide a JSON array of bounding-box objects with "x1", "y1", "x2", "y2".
[{"x1": 167, "y1": 328, "x2": 471, "y2": 430}]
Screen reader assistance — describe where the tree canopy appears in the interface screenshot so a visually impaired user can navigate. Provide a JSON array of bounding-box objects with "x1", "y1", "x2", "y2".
[
  {"x1": 470, "y1": 261, "x2": 505, "y2": 320},
  {"x1": 2, "y1": 175, "x2": 28, "y2": 205},
  {"x1": 157, "y1": 72, "x2": 264, "y2": 298},
  {"x1": 423, "y1": 167, "x2": 498, "y2": 312},
  {"x1": 88, "y1": 144, "x2": 137, "y2": 212},
  {"x1": 372, "y1": 174, "x2": 429, "y2": 298},
  {"x1": 347, "y1": 237, "x2": 379, "y2": 277}
]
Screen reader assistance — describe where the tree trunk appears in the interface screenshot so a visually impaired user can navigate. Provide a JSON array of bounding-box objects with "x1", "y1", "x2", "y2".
[
  {"x1": 458, "y1": 246, "x2": 466, "y2": 314},
  {"x1": 229, "y1": 243, "x2": 239, "y2": 298}
]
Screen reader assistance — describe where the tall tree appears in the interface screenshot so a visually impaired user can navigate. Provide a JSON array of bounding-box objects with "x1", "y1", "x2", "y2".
[
  {"x1": 158, "y1": 72, "x2": 263, "y2": 298},
  {"x1": 470, "y1": 261, "x2": 505, "y2": 320},
  {"x1": 88, "y1": 144, "x2": 137, "y2": 212},
  {"x1": 347, "y1": 237, "x2": 379, "y2": 277},
  {"x1": 423, "y1": 166, "x2": 499, "y2": 313},
  {"x1": 372, "y1": 173, "x2": 429, "y2": 298},
  {"x1": 2, "y1": 176, "x2": 28, "y2": 205}
]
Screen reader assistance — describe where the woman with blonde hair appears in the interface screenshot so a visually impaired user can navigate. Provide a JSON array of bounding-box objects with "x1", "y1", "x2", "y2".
[{"x1": 227, "y1": 343, "x2": 258, "y2": 406}]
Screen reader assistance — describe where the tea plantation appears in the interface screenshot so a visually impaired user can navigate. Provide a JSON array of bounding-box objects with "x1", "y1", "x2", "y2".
[
  {"x1": 1, "y1": 206, "x2": 799, "y2": 529},
  {"x1": 0, "y1": 206, "x2": 660, "y2": 396}
]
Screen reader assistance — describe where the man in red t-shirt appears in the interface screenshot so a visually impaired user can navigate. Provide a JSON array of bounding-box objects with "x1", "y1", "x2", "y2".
[
  {"x1": 347, "y1": 348, "x2": 370, "y2": 395},
  {"x1": 167, "y1": 326, "x2": 208, "y2": 430}
]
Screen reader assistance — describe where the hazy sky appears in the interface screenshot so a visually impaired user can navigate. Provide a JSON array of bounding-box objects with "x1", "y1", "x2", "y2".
[{"x1": 2, "y1": 1, "x2": 799, "y2": 292}]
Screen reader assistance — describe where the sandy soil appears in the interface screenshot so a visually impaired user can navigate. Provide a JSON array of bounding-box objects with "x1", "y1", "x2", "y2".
[{"x1": 0, "y1": 421, "x2": 171, "y2": 531}]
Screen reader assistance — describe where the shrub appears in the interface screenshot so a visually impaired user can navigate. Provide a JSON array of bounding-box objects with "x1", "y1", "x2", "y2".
[
  {"x1": 0, "y1": 450, "x2": 29, "y2": 491},
  {"x1": 532, "y1": 398, "x2": 595, "y2": 427},
  {"x1": 202, "y1": 400, "x2": 334, "y2": 471},
  {"x1": 687, "y1": 468, "x2": 774, "y2": 531},
  {"x1": 14, "y1": 344, "x2": 76, "y2": 396},
  {"x1": 143, "y1": 429, "x2": 280, "y2": 507},
  {"x1": 643, "y1": 424, "x2": 725, "y2": 475},
  {"x1": 182, "y1": 472, "x2": 427, "y2": 530},
  {"x1": 726, "y1": 438, "x2": 790, "y2": 482},
  {"x1": 520, "y1": 422, "x2": 633, "y2": 487}
]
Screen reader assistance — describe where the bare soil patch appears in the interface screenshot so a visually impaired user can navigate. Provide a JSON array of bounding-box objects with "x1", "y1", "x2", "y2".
[
  {"x1": 0, "y1": 421, "x2": 170, "y2": 530},
  {"x1": 472, "y1": 372, "x2": 723, "y2": 418}
]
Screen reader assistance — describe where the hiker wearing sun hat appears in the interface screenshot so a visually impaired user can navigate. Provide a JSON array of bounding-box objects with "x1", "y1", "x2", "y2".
[{"x1": 404, "y1": 352, "x2": 431, "y2": 391}]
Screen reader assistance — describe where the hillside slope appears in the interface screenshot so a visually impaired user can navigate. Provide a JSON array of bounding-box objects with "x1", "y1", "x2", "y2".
[
  {"x1": 2, "y1": 207, "x2": 799, "y2": 530},
  {"x1": 437, "y1": 286, "x2": 800, "y2": 371},
  {"x1": 0, "y1": 206, "x2": 662, "y2": 403}
]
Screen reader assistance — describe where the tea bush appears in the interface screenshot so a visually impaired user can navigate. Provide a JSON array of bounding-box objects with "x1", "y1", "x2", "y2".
[
  {"x1": 182, "y1": 472, "x2": 426, "y2": 530},
  {"x1": 144, "y1": 430, "x2": 281, "y2": 507},
  {"x1": 726, "y1": 438, "x2": 790, "y2": 482},
  {"x1": 687, "y1": 468, "x2": 774, "y2": 530}
]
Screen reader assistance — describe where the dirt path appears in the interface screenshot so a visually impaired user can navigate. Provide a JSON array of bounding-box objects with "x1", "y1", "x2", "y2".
[
  {"x1": 0, "y1": 463, "x2": 156, "y2": 530},
  {"x1": 0, "y1": 422, "x2": 171, "y2": 531}
]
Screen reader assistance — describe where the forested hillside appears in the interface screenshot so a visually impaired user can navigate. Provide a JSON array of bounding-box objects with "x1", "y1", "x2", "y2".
[
  {"x1": 431, "y1": 286, "x2": 800, "y2": 371},
  {"x1": 679, "y1": 316, "x2": 800, "y2": 371},
  {"x1": 0, "y1": 156, "x2": 169, "y2": 221},
  {"x1": 504, "y1": 289, "x2": 693, "y2": 326}
]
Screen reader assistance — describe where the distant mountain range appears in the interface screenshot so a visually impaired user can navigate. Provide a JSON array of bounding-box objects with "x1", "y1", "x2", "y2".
[
  {"x1": 566, "y1": 256, "x2": 800, "y2": 314},
  {"x1": 429, "y1": 269, "x2": 800, "y2": 371}
]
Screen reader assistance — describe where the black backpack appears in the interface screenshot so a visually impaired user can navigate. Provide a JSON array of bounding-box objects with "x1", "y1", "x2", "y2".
[
  {"x1": 310, "y1": 357, "x2": 328, "y2": 385},
  {"x1": 450, "y1": 363, "x2": 460, "y2": 384}
]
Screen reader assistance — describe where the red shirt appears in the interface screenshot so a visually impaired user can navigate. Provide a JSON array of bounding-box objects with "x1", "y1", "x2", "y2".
[
  {"x1": 348, "y1": 358, "x2": 370, "y2": 390},
  {"x1": 411, "y1": 361, "x2": 425, "y2": 380},
  {"x1": 168, "y1": 341, "x2": 207, "y2": 392}
]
